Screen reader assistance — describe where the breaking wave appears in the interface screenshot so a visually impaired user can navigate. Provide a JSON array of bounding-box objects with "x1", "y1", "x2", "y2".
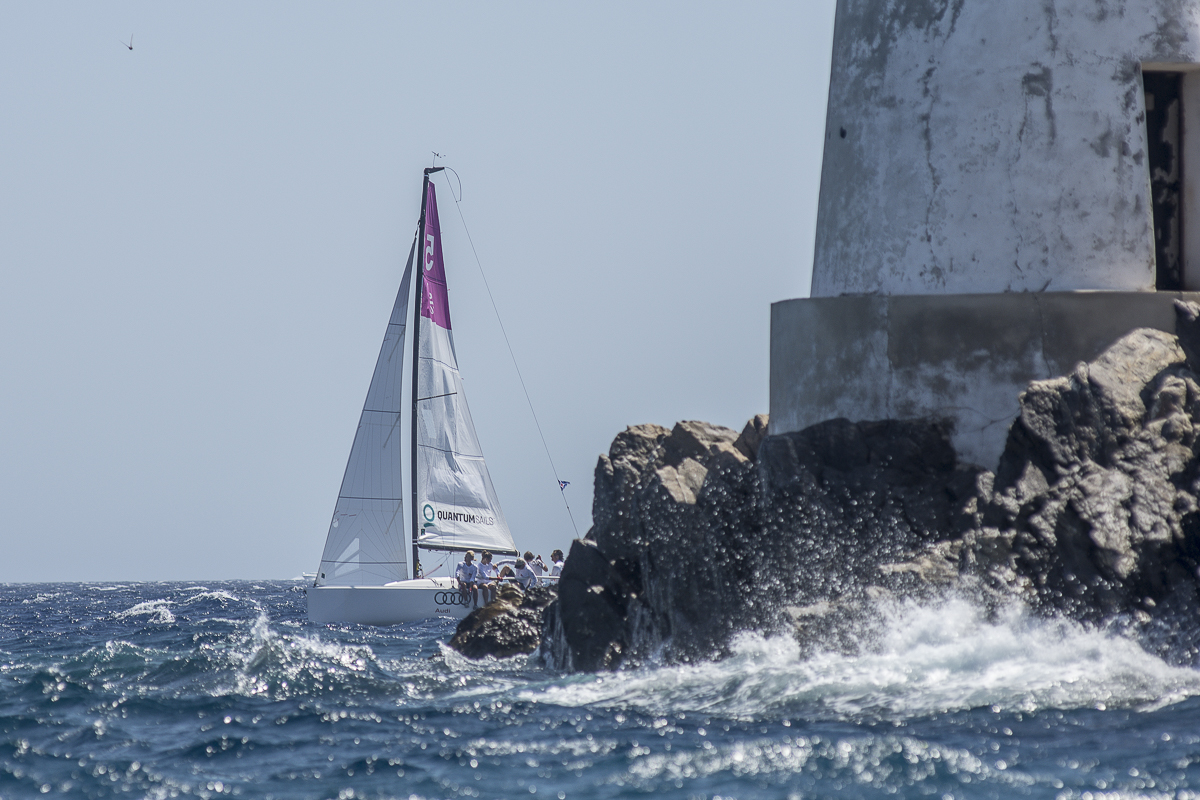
[
  {"x1": 520, "y1": 596, "x2": 1200, "y2": 721},
  {"x1": 114, "y1": 600, "x2": 176, "y2": 625}
]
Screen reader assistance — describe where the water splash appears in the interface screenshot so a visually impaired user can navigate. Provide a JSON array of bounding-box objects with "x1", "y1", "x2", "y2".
[
  {"x1": 521, "y1": 596, "x2": 1200, "y2": 721},
  {"x1": 114, "y1": 600, "x2": 176, "y2": 625},
  {"x1": 181, "y1": 590, "x2": 240, "y2": 605},
  {"x1": 231, "y1": 612, "x2": 387, "y2": 699}
]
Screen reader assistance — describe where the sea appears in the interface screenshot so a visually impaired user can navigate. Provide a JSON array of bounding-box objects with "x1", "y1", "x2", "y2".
[{"x1": 4, "y1": 582, "x2": 1200, "y2": 800}]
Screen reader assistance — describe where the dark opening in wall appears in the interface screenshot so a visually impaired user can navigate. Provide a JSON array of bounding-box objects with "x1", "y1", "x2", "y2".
[{"x1": 1144, "y1": 71, "x2": 1184, "y2": 290}]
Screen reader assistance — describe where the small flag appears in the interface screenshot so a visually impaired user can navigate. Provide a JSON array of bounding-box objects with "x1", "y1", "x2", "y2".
[{"x1": 558, "y1": 480, "x2": 570, "y2": 490}]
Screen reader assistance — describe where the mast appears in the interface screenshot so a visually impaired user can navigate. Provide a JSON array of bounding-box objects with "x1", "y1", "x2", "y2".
[{"x1": 411, "y1": 167, "x2": 443, "y2": 579}]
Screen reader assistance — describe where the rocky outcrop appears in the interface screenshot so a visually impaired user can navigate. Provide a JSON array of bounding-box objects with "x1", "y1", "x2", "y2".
[
  {"x1": 448, "y1": 585, "x2": 556, "y2": 659},
  {"x1": 541, "y1": 303, "x2": 1200, "y2": 669},
  {"x1": 972, "y1": 311, "x2": 1200, "y2": 658},
  {"x1": 539, "y1": 539, "x2": 640, "y2": 671},
  {"x1": 582, "y1": 418, "x2": 768, "y2": 663},
  {"x1": 543, "y1": 413, "x2": 985, "y2": 668}
]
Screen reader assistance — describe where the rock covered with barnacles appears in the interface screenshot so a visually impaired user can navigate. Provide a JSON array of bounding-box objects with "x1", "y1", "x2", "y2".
[{"x1": 448, "y1": 584, "x2": 556, "y2": 659}]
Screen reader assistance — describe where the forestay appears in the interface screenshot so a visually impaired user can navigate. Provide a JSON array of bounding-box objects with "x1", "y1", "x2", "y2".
[
  {"x1": 316, "y1": 242, "x2": 415, "y2": 586},
  {"x1": 414, "y1": 183, "x2": 518, "y2": 555}
]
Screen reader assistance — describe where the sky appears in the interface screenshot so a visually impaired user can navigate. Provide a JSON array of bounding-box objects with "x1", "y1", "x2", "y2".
[{"x1": 0, "y1": 1, "x2": 837, "y2": 582}]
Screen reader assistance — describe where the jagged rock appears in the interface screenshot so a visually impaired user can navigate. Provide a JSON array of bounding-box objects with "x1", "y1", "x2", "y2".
[
  {"x1": 543, "y1": 412, "x2": 983, "y2": 670},
  {"x1": 734, "y1": 413, "x2": 770, "y2": 461},
  {"x1": 879, "y1": 540, "x2": 964, "y2": 586},
  {"x1": 540, "y1": 539, "x2": 638, "y2": 671},
  {"x1": 1175, "y1": 299, "x2": 1200, "y2": 370},
  {"x1": 782, "y1": 586, "x2": 895, "y2": 657},
  {"x1": 448, "y1": 584, "x2": 556, "y2": 659},
  {"x1": 978, "y1": 328, "x2": 1200, "y2": 656},
  {"x1": 578, "y1": 418, "x2": 767, "y2": 666}
]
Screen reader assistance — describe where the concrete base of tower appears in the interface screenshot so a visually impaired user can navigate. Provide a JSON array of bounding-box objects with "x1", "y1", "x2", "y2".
[{"x1": 769, "y1": 291, "x2": 1200, "y2": 470}]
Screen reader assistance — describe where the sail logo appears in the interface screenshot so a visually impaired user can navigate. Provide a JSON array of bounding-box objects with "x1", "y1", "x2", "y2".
[
  {"x1": 422, "y1": 504, "x2": 435, "y2": 523},
  {"x1": 435, "y1": 509, "x2": 495, "y2": 526},
  {"x1": 434, "y1": 590, "x2": 470, "y2": 606}
]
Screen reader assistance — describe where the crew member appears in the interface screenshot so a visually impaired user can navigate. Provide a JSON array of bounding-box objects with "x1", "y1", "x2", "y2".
[
  {"x1": 455, "y1": 550, "x2": 480, "y2": 608},
  {"x1": 514, "y1": 558, "x2": 537, "y2": 591},
  {"x1": 477, "y1": 551, "x2": 498, "y2": 604},
  {"x1": 524, "y1": 551, "x2": 546, "y2": 583}
]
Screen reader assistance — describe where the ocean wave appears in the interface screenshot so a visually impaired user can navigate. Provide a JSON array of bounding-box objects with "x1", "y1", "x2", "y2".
[
  {"x1": 180, "y1": 590, "x2": 241, "y2": 605},
  {"x1": 439, "y1": 642, "x2": 544, "y2": 682},
  {"x1": 518, "y1": 597, "x2": 1200, "y2": 721},
  {"x1": 228, "y1": 613, "x2": 399, "y2": 700},
  {"x1": 114, "y1": 600, "x2": 176, "y2": 625},
  {"x1": 1054, "y1": 790, "x2": 1200, "y2": 800},
  {"x1": 24, "y1": 640, "x2": 164, "y2": 697},
  {"x1": 613, "y1": 732, "x2": 1022, "y2": 793},
  {"x1": 7, "y1": 609, "x2": 436, "y2": 705},
  {"x1": 19, "y1": 591, "x2": 63, "y2": 605}
]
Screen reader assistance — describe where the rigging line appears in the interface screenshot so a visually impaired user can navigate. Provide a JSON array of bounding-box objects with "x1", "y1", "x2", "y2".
[
  {"x1": 416, "y1": 391, "x2": 458, "y2": 402},
  {"x1": 421, "y1": 550, "x2": 451, "y2": 577},
  {"x1": 444, "y1": 166, "x2": 463, "y2": 202},
  {"x1": 437, "y1": 172, "x2": 581, "y2": 538}
]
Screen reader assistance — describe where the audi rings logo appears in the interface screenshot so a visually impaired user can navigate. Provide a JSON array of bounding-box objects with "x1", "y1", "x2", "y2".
[{"x1": 434, "y1": 590, "x2": 469, "y2": 606}]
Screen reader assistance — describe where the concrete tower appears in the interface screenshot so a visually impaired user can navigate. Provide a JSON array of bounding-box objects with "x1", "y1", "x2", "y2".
[{"x1": 772, "y1": 0, "x2": 1200, "y2": 467}]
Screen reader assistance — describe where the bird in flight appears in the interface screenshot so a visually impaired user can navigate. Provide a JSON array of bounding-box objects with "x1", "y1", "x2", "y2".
[{"x1": 121, "y1": 34, "x2": 133, "y2": 51}]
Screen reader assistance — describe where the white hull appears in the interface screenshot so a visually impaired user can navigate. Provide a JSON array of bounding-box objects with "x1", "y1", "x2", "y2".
[{"x1": 306, "y1": 578, "x2": 474, "y2": 625}]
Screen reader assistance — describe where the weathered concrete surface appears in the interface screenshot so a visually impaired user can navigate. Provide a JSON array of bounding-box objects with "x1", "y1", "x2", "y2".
[
  {"x1": 812, "y1": 0, "x2": 1200, "y2": 296},
  {"x1": 771, "y1": 291, "x2": 1200, "y2": 468}
]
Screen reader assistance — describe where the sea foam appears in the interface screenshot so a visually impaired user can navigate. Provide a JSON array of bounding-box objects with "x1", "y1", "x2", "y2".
[
  {"x1": 114, "y1": 600, "x2": 176, "y2": 625},
  {"x1": 519, "y1": 596, "x2": 1200, "y2": 721}
]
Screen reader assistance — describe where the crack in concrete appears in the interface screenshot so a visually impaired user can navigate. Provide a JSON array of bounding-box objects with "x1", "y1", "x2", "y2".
[
  {"x1": 919, "y1": 65, "x2": 941, "y2": 286},
  {"x1": 946, "y1": 0, "x2": 968, "y2": 38},
  {"x1": 1042, "y1": 0, "x2": 1059, "y2": 54}
]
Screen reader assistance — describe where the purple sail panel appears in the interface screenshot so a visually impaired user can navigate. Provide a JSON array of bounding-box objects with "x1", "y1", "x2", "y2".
[{"x1": 420, "y1": 182, "x2": 452, "y2": 330}]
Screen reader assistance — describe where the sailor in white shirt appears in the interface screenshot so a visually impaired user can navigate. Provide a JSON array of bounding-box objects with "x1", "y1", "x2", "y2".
[
  {"x1": 549, "y1": 549, "x2": 565, "y2": 579},
  {"x1": 523, "y1": 551, "x2": 546, "y2": 584},
  {"x1": 513, "y1": 558, "x2": 538, "y2": 591},
  {"x1": 477, "y1": 551, "x2": 499, "y2": 605},
  {"x1": 455, "y1": 550, "x2": 480, "y2": 607}
]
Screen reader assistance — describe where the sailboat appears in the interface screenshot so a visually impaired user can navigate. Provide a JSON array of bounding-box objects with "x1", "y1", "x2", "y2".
[{"x1": 306, "y1": 168, "x2": 519, "y2": 625}]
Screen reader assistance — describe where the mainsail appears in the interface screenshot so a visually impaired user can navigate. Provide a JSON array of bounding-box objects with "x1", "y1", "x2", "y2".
[
  {"x1": 413, "y1": 182, "x2": 518, "y2": 555},
  {"x1": 316, "y1": 240, "x2": 416, "y2": 586}
]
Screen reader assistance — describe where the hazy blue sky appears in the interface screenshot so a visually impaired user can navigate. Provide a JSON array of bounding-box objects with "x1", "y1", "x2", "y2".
[{"x1": 0, "y1": 2, "x2": 836, "y2": 581}]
